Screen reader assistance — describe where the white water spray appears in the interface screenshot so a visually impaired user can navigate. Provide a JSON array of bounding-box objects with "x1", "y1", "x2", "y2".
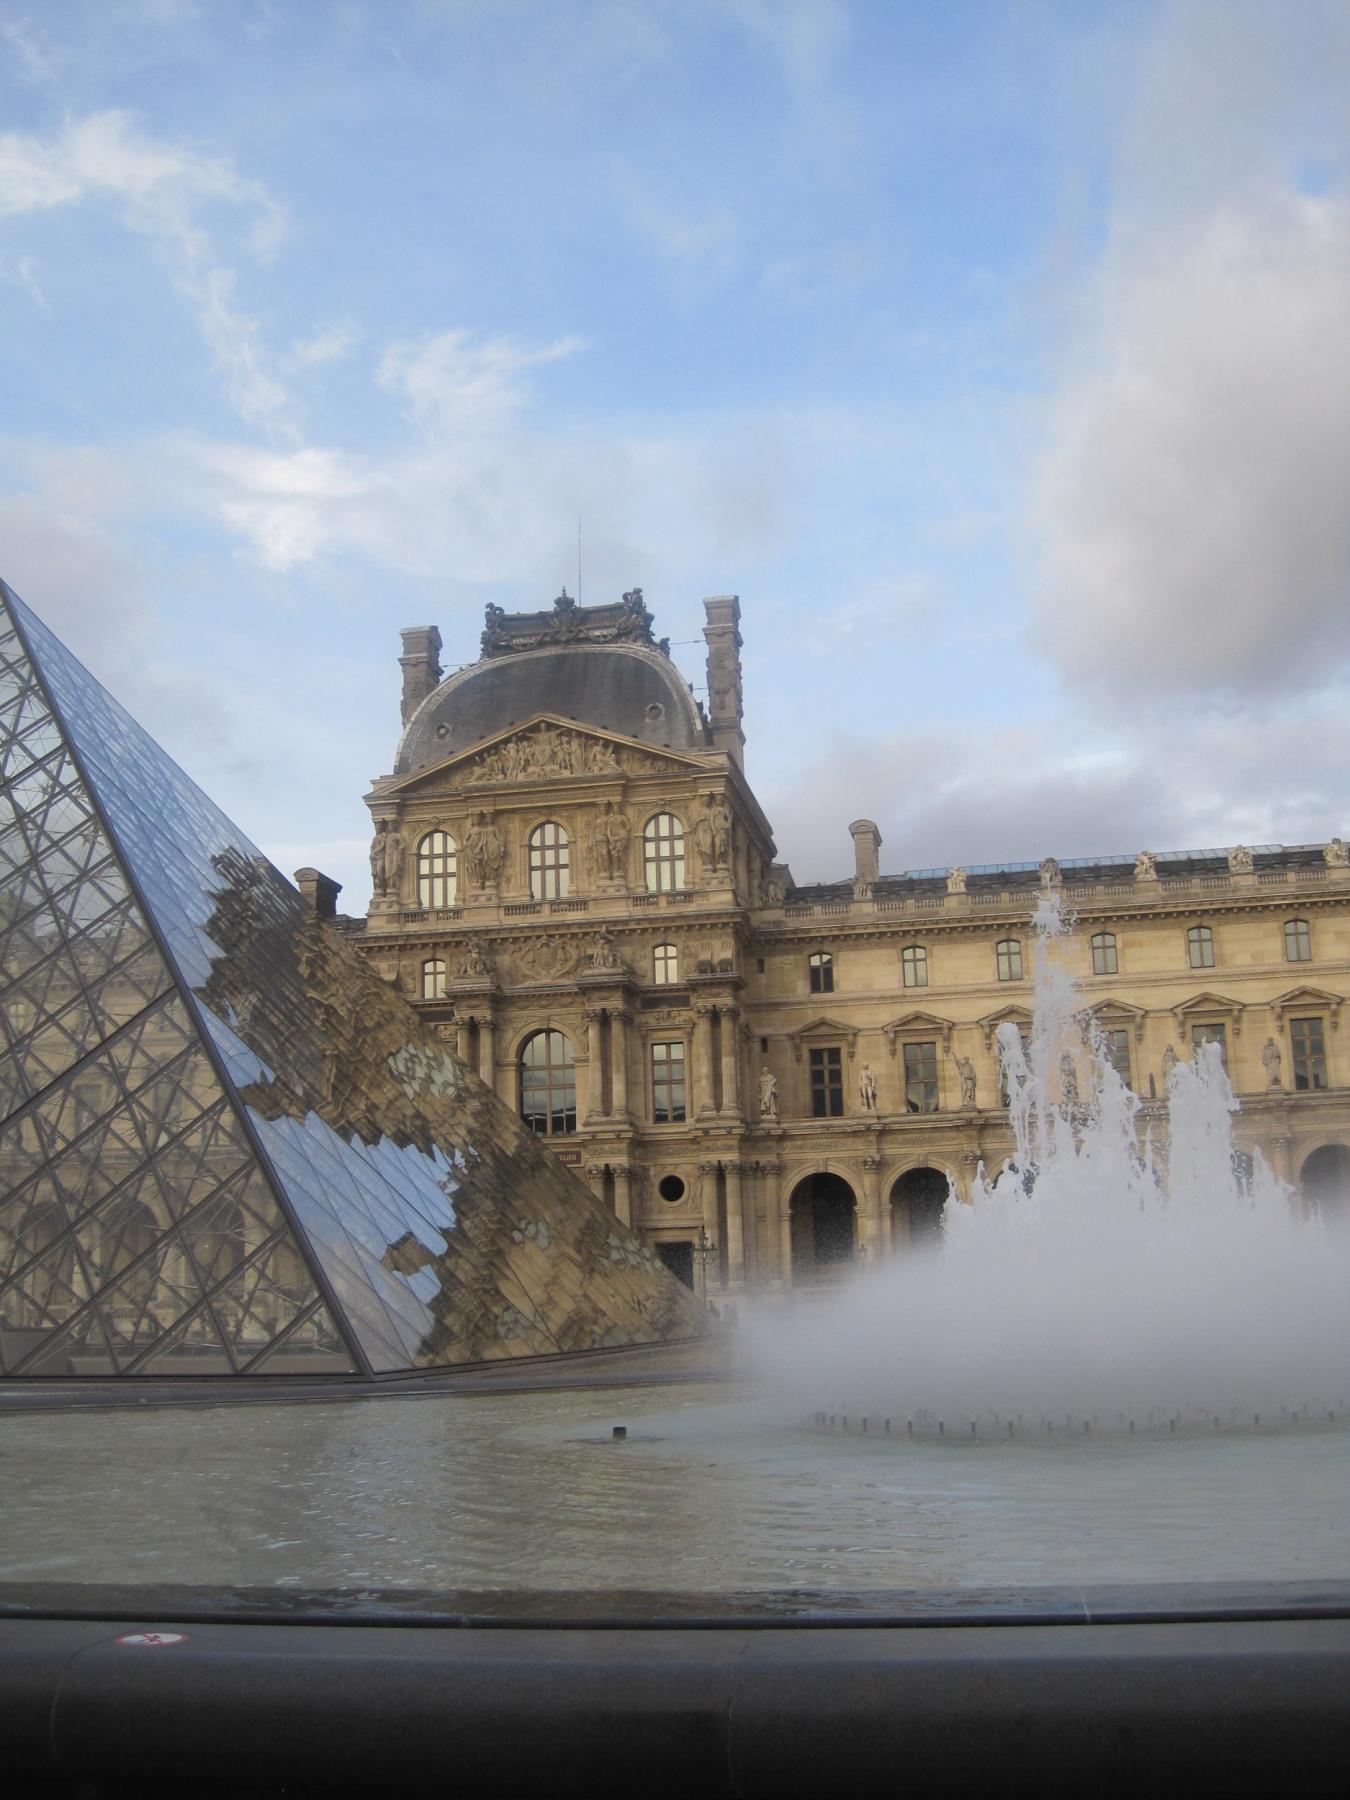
[{"x1": 755, "y1": 897, "x2": 1350, "y2": 1435}]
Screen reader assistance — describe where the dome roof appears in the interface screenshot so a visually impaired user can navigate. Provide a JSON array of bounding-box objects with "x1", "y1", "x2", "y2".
[{"x1": 395, "y1": 641, "x2": 709, "y2": 775}]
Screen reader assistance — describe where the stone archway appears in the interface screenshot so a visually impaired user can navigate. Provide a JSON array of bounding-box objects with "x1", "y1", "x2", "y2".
[
  {"x1": 890, "y1": 1166, "x2": 950, "y2": 1248},
  {"x1": 788, "y1": 1172, "x2": 857, "y2": 1284},
  {"x1": 1301, "y1": 1144, "x2": 1350, "y2": 1225}
]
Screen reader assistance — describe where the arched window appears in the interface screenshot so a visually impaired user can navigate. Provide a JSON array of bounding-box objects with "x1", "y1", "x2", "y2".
[
  {"x1": 421, "y1": 958, "x2": 447, "y2": 1000},
  {"x1": 653, "y1": 942, "x2": 679, "y2": 985},
  {"x1": 1187, "y1": 924, "x2": 1214, "y2": 969},
  {"x1": 1284, "y1": 918, "x2": 1312, "y2": 963},
  {"x1": 900, "y1": 945, "x2": 928, "y2": 989},
  {"x1": 996, "y1": 938, "x2": 1023, "y2": 982},
  {"x1": 643, "y1": 813, "x2": 686, "y2": 892},
  {"x1": 529, "y1": 822, "x2": 570, "y2": 900},
  {"x1": 809, "y1": 951, "x2": 834, "y2": 994},
  {"x1": 416, "y1": 831, "x2": 457, "y2": 909},
  {"x1": 1091, "y1": 931, "x2": 1118, "y2": 975},
  {"x1": 518, "y1": 1029, "x2": 576, "y2": 1136}
]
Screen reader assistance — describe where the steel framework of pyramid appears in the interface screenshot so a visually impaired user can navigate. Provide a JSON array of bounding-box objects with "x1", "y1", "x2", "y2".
[{"x1": 0, "y1": 578, "x2": 704, "y2": 1378}]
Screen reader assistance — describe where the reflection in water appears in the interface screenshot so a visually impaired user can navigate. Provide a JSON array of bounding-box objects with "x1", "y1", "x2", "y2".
[
  {"x1": 1, "y1": 1384, "x2": 1346, "y2": 1599},
  {"x1": 0, "y1": 577, "x2": 703, "y2": 1381}
]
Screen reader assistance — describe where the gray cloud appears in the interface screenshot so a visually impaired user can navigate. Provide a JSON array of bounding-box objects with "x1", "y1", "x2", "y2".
[
  {"x1": 762, "y1": 701, "x2": 1350, "y2": 884},
  {"x1": 1030, "y1": 3, "x2": 1350, "y2": 703}
]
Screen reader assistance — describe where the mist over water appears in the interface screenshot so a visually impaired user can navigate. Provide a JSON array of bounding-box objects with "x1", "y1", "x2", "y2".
[{"x1": 754, "y1": 898, "x2": 1350, "y2": 1434}]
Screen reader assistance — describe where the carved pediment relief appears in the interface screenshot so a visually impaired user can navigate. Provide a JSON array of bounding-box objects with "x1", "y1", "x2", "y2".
[
  {"x1": 977, "y1": 1004, "x2": 1034, "y2": 1052},
  {"x1": 1271, "y1": 985, "x2": 1343, "y2": 1031},
  {"x1": 384, "y1": 715, "x2": 710, "y2": 796},
  {"x1": 788, "y1": 1014, "x2": 859, "y2": 1062},
  {"x1": 1079, "y1": 998, "x2": 1148, "y2": 1043},
  {"x1": 1171, "y1": 991, "x2": 1246, "y2": 1036},
  {"x1": 882, "y1": 1010, "x2": 956, "y2": 1055}
]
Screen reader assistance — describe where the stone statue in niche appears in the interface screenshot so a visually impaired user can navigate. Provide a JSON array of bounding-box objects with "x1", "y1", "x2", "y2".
[
  {"x1": 464, "y1": 812, "x2": 505, "y2": 889},
  {"x1": 1040, "y1": 857, "x2": 1062, "y2": 889},
  {"x1": 1228, "y1": 844, "x2": 1254, "y2": 874},
  {"x1": 461, "y1": 940, "x2": 492, "y2": 980},
  {"x1": 759, "y1": 1067, "x2": 779, "y2": 1120},
  {"x1": 946, "y1": 867, "x2": 967, "y2": 895},
  {"x1": 369, "y1": 821, "x2": 392, "y2": 896},
  {"x1": 592, "y1": 801, "x2": 631, "y2": 882},
  {"x1": 1134, "y1": 850, "x2": 1158, "y2": 880},
  {"x1": 1262, "y1": 1036, "x2": 1283, "y2": 1088},
  {"x1": 1162, "y1": 1043, "x2": 1177, "y2": 1082},
  {"x1": 585, "y1": 928, "x2": 625, "y2": 972},
  {"x1": 690, "y1": 803, "x2": 715, "y2": 877},
  {"x1": 1324, "y1": 837, "x2": 1349, "y2": 867},
  {"x1": 858, "y1": 1062, "x2": 878, "y2": 1112},
  {"x1": 954, "y1": 1054, "x2": 977, "y2": 1109},
  {"x1": 709, "y1": 796, "x2": 733, "y2": 869},
  {"x1": 1059, "y1": 1051, "x2": 1079, "y2": 1105},
  {"x1": 381, "y1": 830, "x2": 405, "y2": 897}
]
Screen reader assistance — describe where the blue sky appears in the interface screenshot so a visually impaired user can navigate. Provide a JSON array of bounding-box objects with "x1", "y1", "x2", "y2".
[{"x1": 2, "y1": 0, "x2": 1348, "y2": 906}]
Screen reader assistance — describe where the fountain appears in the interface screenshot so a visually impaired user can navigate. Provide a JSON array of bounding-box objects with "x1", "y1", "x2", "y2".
[{"x1": 754, "y1": 896, "x2": 1350, "y2": 1438}]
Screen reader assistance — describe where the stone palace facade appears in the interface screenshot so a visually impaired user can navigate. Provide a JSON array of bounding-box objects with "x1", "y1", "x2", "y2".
[{"x1": 327, "y1": 589, "x2": 1350, "y2": 1298}]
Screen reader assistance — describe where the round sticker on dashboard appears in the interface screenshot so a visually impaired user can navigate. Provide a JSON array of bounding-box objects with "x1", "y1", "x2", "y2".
[{"x1": 115, "y1": 1632, "x2": 187, "y2": 1647}]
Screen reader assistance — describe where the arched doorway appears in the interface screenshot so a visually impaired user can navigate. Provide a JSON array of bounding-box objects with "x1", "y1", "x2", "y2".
[
  {"x1": 1301, "y1": 1144, "x2": 1350, "y2": 1225},
  {"x1": 789, "y1": 1172, "x2": 857, "y2": 1284},
  {"x1": 890, "y1": 1167, "x2": 950, "y2": 1248}
]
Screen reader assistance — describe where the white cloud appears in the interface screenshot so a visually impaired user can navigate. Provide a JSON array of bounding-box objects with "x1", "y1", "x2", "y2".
[
  {"x1": 0, "y1": 251, "x2": 47, "y2": 310},
  {"x1": 0, "y1": 110, "x2": 290, "y2": 427},
  {"x1": 0, "y1": 12, "x2": 66, "y2": 84},
  {"x1": 284, "y1": 321, "x2": 359, "y2": 371},
  {"x1": 376, "y1": 328, "x2": 585, "y2": 436},
  {"x1": 617, "y1": 172, "x2": 743, "y2": 295}
]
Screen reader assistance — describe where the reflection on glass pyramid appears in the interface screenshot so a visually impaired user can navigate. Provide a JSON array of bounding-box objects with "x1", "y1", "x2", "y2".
[{"x1": 0, "y1": 579, "x2": 704, "y2": 1378}]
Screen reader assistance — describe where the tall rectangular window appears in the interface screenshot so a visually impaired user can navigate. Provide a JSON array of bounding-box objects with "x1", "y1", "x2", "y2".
[
  {"x1": 1091, "y1": 932, "x2": 1118, "y2": 975},
  {"x1": 1290, "y1": 1018, "x2": 1327, "y2": 1091},
  {"x1": 809, "y1": 1047, "x2": 844, "y2": 1117},
  {"x1": 809, "y1": 952, "x2": 833, "y2": 994},
  {"x1": 1191, "y1": 1023, "x2": 1227, "y2": 1066},
  {"x1": 1284, "y1": 919, "x2": 1312, "y2": 963},
  {"x1": 902, "y1": 1040, "x2": 939, "y2": 1113},
  {"x1": 651, "y1": 1040, "x2": 687, "y2": 1122},
  {"x1": 1104, "y1": 1028, "x2": 1131, "y2": 1087},
  {"x1": 1187, "y1": 925, "x2": 1214, "y2": 969}
]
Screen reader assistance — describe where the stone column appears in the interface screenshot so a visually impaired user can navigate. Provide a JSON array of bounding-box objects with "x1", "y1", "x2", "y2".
[
  {"x1": 478, "y1": 1018, "x2": 495, "y2": 1093},
  {"x1": 611, "y1": 1008, "x2": 630, "y2": 1119},
  {"x1": 1270, "y1": 1133, "x2": 1294, "y2": 1189},
  {"x1": 719, "y1": 1006, "x2": 741, "y2": 1115},
  {"x1": 779, "y1": 1192, "x2": 794, "y2": 1290},
  {"x1": 584, "y1": 1008, "x2": 606, "y2": 1121},
  {"x1": 612, "y1": 1163, "x2": 633, "y2": 1229},
  {"x1": 694, "y1": 1003, "x2": 718, "y2": 1118},
  {"x1": 456, "y1": 1019, "x2": 472, "y2": 1064},
  {"x1": 723, "y1": 1162, "x2": 745, "y2": 1287},
  {"x1": 859, "y1": 1155, "x2": 883, "y2": 1261},
  {"x1": 585, "y1": 1163, "x2": 607, "y2": 1205}
]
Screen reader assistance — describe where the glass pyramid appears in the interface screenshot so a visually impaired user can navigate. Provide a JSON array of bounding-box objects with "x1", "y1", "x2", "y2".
[{"x1": 0, "y1": 579, "x2": 704, "y2": 1378}]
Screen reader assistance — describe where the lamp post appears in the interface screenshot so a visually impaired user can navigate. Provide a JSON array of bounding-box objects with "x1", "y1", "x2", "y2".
[{"x1": 693, "y1": 1225, "x2": 717, "y2": 1304}]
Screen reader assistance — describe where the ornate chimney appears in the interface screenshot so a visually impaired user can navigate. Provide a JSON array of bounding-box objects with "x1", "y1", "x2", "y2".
[
  {"x1": 849, "y1": 820, "x2": 882, "y2": 896},
  {"x1": 293, "y1": 867, "x2": 342, "y2": 920},
  {"x1": 702, "y1": 595, "x2": 744, "y2": 768},
  {"x1": 399, "y1": 625, "x2": 443, "y2": 726}
]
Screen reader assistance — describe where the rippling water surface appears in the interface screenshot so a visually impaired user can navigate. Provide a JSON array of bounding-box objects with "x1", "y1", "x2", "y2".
[{"x1": 2, "y1": 1382, "x2": 1346, "y2": 1599}]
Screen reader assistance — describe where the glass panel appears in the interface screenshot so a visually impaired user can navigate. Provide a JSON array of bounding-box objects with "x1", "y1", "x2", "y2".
[{"x1": 0, "y1": 585, "x2": 705, "y2": 1380}]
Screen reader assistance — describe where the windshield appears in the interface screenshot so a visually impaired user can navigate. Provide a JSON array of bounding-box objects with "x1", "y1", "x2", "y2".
[{"x1": 2, "y1": 1, "x2": 1348, "y2": 1631}]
